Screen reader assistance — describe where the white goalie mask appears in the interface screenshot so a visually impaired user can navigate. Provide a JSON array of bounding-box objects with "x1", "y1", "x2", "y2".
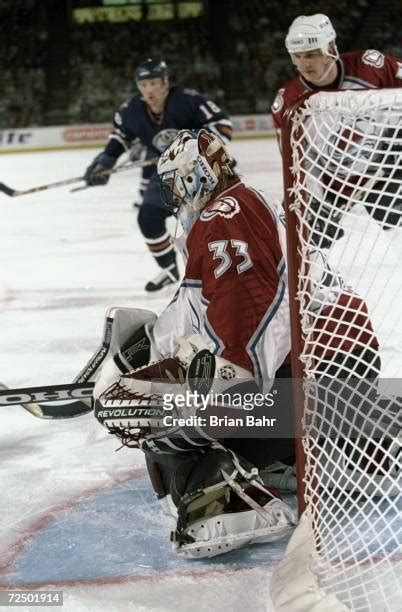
[
  {"x1": 285, "y1": 14, "x2": 338, "y2": 59},
  {"x1": 157, "y1": 129, "x2": 233, "y2": 214}
]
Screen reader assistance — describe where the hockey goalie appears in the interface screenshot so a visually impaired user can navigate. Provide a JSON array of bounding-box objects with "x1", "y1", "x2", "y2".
[
  {"x1": 92, "y1": 129, "x2": 298, "y2": 557},
  {"x1": 92, "y1": 129, "x2": 385, "y2": 558}
]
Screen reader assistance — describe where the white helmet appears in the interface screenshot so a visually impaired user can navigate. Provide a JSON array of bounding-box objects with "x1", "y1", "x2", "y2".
[
  {"x1": 285, "y1": 14, "x2": 337, "y2": 57},
  {"x1": 157, "y1": 129, "x2": 233, "y2": 213}
]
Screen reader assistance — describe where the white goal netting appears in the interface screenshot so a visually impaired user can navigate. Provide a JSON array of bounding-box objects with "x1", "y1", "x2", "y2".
[{"x1": 271, "y1": 90, "x2": 401, "y2": 612}]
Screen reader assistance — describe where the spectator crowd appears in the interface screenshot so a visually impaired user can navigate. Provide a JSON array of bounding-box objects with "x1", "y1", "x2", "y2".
[{"x1": 1, "y1": 0, "x2": 400, "y2": 128}]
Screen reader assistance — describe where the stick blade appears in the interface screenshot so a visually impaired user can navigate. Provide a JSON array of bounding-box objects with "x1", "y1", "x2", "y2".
[
  {"x1": 0, "y1": 383, "x2": 93, "y2": 419},
  {"x1": 0, "y1": 182, "x2": 16, "y2": 197},
  {"x1": 38, "y1": 399, "x2": 93, "y2": 419},
  {"x1": 0, "y1": 383, "x2": 44, "y2": 417}
]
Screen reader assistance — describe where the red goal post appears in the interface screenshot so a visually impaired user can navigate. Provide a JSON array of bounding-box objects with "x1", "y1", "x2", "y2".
[{"x1": 271, "y1": 89, "x2": 402, "y2": 612}]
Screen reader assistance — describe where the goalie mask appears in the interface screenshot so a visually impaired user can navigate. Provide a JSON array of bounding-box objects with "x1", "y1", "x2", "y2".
[
  {"x1": 157, "y1": 129, "x2": 233, "y2": 214},
  {"x1": 285, "y1": 14, "x2": 338, "y2": 59}
]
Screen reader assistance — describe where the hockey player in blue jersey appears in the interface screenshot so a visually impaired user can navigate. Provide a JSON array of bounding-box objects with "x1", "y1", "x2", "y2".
[{"x1": 84, "y1": 59, "x2": 233, "y2": 292}]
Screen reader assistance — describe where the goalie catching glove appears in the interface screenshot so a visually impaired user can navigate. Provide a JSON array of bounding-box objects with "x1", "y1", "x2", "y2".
[{"x1": 94, "y1": 334, "x2": 260, "y2": 452}]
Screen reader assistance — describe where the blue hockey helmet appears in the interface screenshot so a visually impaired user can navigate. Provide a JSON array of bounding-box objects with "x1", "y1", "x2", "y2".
[{"x1": 135, "y1": 59, "x2": 169, "y2": 82}]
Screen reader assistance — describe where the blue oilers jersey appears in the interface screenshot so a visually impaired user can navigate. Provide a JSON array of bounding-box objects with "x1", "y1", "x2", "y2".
[{"x1": 104, "y1": 86, "x2": 232, "y2": 179}]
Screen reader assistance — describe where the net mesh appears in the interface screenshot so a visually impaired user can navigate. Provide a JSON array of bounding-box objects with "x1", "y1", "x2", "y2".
[{"x1": 287, "y1": 90, "x2": 401, "y2": 611}]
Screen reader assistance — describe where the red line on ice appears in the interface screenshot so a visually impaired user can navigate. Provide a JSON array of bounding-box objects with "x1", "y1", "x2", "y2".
[
  {"x1": 0, "y1": 468, "x2": 142, "y2": 588},
  {"x1": 0, "y1": 466, "x2": 259, "y2": 590}
]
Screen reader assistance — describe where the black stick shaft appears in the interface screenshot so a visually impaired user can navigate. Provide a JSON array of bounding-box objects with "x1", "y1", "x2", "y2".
[{"x1": 0, "y1": 382, "x2": 95, "y2": 406}]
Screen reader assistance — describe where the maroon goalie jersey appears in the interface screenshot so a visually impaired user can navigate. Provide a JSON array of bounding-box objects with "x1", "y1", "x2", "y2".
[
  {"x1": 272, "y1": 49, "x2": 402, "y2": 148},
  {"x1": 153, "y1": 179, "x2": 292, "y2": 390}
]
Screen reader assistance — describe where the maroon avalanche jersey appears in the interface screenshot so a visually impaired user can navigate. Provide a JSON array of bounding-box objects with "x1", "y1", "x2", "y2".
[
  {"x1": 184, "y1": 179, "x2": 290, "y2": 376},
  {"x1": 272, "y1": 49, "x2": 402, "y2": 148}
]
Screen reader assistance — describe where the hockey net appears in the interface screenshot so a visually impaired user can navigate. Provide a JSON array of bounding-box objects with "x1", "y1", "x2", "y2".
[{"x1": 271, "y1": 90, "x2": 401, "y2": 612}]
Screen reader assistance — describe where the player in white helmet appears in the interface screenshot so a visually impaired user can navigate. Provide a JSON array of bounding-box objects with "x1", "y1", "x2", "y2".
[
  {"x1": 272, "y1": 13, "x2": 401, "y2": 148},
  {"x1": 285, "y1": 14, "x2": 339, "y2": 86},
  {"x1": 272, "y1": 14, "x2": 402, "y2": 244}
]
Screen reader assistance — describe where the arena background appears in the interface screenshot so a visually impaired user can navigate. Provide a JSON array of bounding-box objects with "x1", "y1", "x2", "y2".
[{"x1": 1, "y1": 0, "x2": 401, "y2": 130}]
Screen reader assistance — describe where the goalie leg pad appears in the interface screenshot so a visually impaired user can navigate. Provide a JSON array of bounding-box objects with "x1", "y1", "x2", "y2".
[
  {"x1": 169, "y1": 446, "x2": 296, "y2": 558},
  {"x1": 143, "y1": 447, "x2": 212, "y2": 519}
]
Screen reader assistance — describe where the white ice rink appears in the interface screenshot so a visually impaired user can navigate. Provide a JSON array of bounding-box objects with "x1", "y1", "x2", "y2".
[{"x1": 0, "y1": 138, "x2": 401, "y2": 612}]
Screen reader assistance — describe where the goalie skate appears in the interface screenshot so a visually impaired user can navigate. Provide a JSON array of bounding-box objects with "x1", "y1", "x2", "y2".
[
  {"x1": 172, "y1": 497, "x2": 296, "y2": 559},
  {"x1": 260, "y1": 462, "x2": 297, "y2": 493},
  {"x1": 168, "y1": 447, "x2": 296, "y2": 559}
]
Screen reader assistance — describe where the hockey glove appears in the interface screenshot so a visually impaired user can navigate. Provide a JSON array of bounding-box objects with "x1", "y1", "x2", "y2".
[
  {"x1": 84, "y1": 152, "x2": 117, "y2": 186},
  {"x1": 94, "y1": 355, "x2": 187, "y2": 448},
  {"x1": 94, "y1": 334, "x2": 259, "y2": 451},
  {"x1": 128, "y1": 138, "x2": 146, "y2": 162}
]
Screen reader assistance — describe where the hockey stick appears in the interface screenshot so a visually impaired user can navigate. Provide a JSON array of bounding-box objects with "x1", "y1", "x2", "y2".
[
  {"x1": 0, "y1": 383, "x2": 94, "y2": 418},
  {"x1": 69, "y1": 158, "x2": 143, "y2": 193},
  {"x1": 0, "y1": 312, "x2": 116, "y2": 419},
  {"x1": 0, "y1": 157, "x2": 158, "y2": 198},
  {"x1": 0, "y1": 307, "x2": 154, "y2": 419},
  {"x1": 0, "y1": 309, "x2": 153, "y2": 419}
]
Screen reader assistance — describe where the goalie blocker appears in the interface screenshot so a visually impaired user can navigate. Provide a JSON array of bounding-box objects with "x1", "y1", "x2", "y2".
[{"x1": 94, "y1": 335, "x2": 296, "y2": 558}]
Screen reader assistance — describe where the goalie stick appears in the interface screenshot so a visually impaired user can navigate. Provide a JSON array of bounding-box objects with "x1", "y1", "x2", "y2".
[
  {"x1": 0, "y1": 382, "x2": 94, "y2": 418},
  {"x1": 0, "y1": 157, "x2": 158, "y2": 198},
  {"x1": 0, "y1": 308, "x2": 155, "y2": 419},
  {"x1": 0, "y1": 312, "x2": 115, "y2": 419}
]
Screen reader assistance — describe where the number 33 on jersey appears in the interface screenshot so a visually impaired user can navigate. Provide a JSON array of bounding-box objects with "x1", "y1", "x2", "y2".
[{"x1": 154, "y1": 179, "x2": 291, "y2": 381}]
